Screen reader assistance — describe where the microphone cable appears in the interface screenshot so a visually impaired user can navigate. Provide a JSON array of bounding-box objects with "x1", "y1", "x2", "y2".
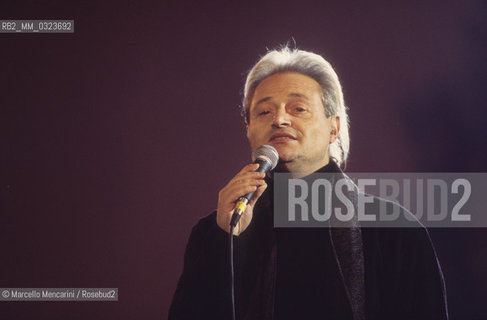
[
  {"x1": 229, "y1": 225, "x2": 236, "y2": 320},
  {"x1": 227, "y1": 145, "x2": 278, "y2": 320}
]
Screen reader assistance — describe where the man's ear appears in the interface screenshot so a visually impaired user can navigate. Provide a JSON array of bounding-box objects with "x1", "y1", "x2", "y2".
[
  {"x1": 246, "y1": 124, "x2": 249, "y2": 139},
  {"x1": 330, "y1": 115, "x2": 340, "y2": 143}
]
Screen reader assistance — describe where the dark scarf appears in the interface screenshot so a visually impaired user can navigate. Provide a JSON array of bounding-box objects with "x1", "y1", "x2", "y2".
[{"x1": 239, "y1": 160, "x2": 365, "y2": 320}]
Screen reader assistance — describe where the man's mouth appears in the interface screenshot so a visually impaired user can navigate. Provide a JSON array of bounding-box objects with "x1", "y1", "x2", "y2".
[{"x1": 269, "y1": 133, "x2": 296, "y2": 142}]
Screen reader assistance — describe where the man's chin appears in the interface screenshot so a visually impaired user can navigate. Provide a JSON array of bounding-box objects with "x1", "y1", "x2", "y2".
[
  {"x1": 256, "y1": 144, "x2": 297, "y2": 167},
  {"x1": 275, "y1": 153, "x2": 297, "y2": 165},
  {"x1": 271, "y1": 145, "x2": 296, "y2": 158}
]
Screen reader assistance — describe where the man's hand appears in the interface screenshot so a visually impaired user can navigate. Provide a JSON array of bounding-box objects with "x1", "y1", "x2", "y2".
[{"x1": 217, "y1": 163, "x2": 267, "y2": 235}]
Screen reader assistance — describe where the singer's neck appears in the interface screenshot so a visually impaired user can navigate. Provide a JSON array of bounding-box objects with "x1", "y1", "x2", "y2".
[{"x1": 274, "y1": 155, "x2": 330, "y2": 179}]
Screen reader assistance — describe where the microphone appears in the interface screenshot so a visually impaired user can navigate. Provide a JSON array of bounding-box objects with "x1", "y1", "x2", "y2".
[{"x1": 229, "y1": 145, "x2": 279, "y2": 227}]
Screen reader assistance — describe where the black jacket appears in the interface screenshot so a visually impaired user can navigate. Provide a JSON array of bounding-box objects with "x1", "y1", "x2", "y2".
[{"x1": 169, "y1": 162, "x2": 448, "y2": 320}]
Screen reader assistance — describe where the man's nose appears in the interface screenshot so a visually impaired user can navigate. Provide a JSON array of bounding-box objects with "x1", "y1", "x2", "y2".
[{"x1": 272, "y1": 106, "x2": 291, "y2": 128}]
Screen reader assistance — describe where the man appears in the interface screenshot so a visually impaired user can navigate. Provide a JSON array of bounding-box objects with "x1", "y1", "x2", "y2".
[{"x1": 169, "y1": 47, "x2": 448, "y2": 319}]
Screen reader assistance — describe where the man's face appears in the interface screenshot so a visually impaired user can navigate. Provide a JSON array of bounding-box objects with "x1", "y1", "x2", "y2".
[{"x1": 247, "y1": 72, "x2": 339, "y2": 174}]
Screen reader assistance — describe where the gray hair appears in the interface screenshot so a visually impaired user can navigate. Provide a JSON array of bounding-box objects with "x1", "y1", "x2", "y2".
[{"x1": 242, "y1": 47, "x2": 350, "y2": 166}]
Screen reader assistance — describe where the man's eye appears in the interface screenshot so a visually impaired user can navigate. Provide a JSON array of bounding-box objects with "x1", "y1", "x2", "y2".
[
  {"x1": 295, "y1": 106, "x2": 306, "y2": 112},
  {"x1": 259, "y1": 110, "x2": 270, "y2": 115}
]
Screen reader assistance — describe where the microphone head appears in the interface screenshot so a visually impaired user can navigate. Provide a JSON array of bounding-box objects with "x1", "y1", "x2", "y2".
[{"x1": 252, "y1": 145, "x2": 279, "y2": 170}]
